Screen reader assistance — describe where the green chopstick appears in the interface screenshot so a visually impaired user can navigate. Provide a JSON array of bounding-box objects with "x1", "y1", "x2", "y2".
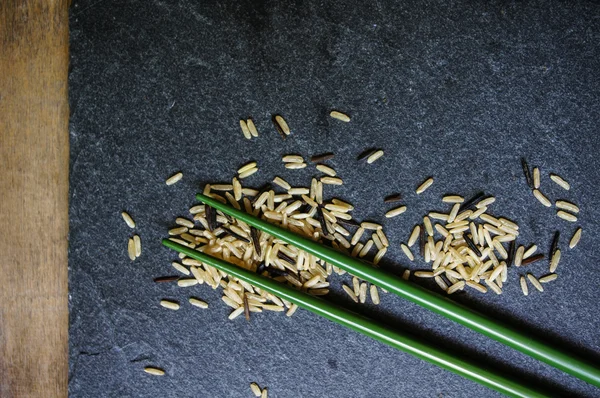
[
  {"x1": 163, "y1": 239, "x2": 546, "y2": 398},
  {"x1": 194, "y1": 193, "x2": 600, "y2": 389}
]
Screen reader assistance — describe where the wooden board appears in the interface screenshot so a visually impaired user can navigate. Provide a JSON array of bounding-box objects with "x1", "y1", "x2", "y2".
[{"x1": 0, "y1": 1, "x2": 69, "y2": 396}]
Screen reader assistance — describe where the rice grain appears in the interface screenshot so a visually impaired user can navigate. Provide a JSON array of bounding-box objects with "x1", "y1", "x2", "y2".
[
  {"x1": 520, "y1": 276, "x2": 529, "y2": 296},
  {"x1": 133, "y1": 235, "x2": 141, "y2": 257},
  {"x1": 533, "y1": 189, "x2": 551, "y2": 207},
  {"x1": 330, "y1": 110, "x2": 351, "y2": 122},
  {"x1": 527, "y1": 273, "x2": 544, "y2": 292},
  {"x1": 144, "y1": 367, "x2": 165, "y2": 376},
  {"x1": 160, "y1": 300, "x2": 180, "y2": 310},
  {"x1": 557, "y1": 210, "x2": 577, "y2": 222},
  {"x1": 121, "y1": 212, "x2": 135, "y2": 228},
  {"x1": 569, "y1": 227, "x2": 582, "y2": 249},
  {"x1": 533, "y1": 167, "x2": 540, "y2": 189},
  {"x1": 189, "y1": 298, "x2": 209, "y2": 308},
  {"x1": 550, "y1": 174, "x2": 570, "y2": 190},
  {"x1": 247, "y1": 119, "x2": 259, "y2": 137},
  {"x1": 416, "y1": 177, "x2": 434, "y2": 194},
  {"x1": 285, "y1": 162, "x2": 307, "y2": 170},
  {"x1": 128, "y1": 238, "x2": 136, "y2": 260},
  {"x1": 250, "y1": 383, "x2": 262, "y2": 397},
  {"x1": 549, "y1": 249, "x2": 561, "y2": 273},
  {"x1": 316, "y1": 164, "x2": 337, "y2": 177},
  {"x1": 408, "y1": 225, "x2": 420, "y2": 247},
  {"x1": 321, "y1": 177, "x2": 343, "y2": 185},
  {"x1": 385, "y1": 206, "x2": 407, "y2": 218},
  {"x1": 275, "y1": 115, "x2": 291, "y2": 136},
  {"x1": 166, "y1": 172, "x2": 183, "y2": 185},
  {"x1": 556, "y1": 201, "x2": 580, "y2": 214},
  {"x1": 539, "y1": 274, "x2": 558, "y2": 283},
  {"x1": 442, "y1": 195, "x2": 464, "y2": 203},
  {"x1": 343, "y1": 285, "x2": 359, "y2": 303},
  {"x1": 366, "y1": 150, "x2": 384, "y2": 164},
  {"x1": 400, "y1": 243, "x2": 414, "y2": 261}
]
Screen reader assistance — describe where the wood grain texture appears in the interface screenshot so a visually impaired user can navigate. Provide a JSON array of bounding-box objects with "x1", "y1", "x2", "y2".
[{"x1": 0, "y1": 1, "x2": 69, "y2": 396}]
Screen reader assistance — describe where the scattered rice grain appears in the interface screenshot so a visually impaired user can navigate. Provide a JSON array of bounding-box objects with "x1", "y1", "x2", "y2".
[
  {"x1": 416, "y1": 177, "x2": 434, "y2": 194},
  {"x1": 550, "y1": 174, "x2": 570, "y2": 190},
  {"x1": 166, "y1": 172, "x2": 183, "y2": 185},
  {"x1": 569, "y1": 227, "x2": 582, "y2": 249}
]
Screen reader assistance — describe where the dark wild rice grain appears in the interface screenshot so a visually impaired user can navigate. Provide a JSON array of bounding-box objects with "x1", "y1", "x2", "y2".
[
  {"x1": 463, "y1": 234, "x2": 482, "y2": 257},
  {"x1": 154, "y1": 276, "x2": 179, "y2": 283},
  {"x1": 459, "y1": 192, "x2": 485, "y2": 212},
  {"x1": 251, "y1": 227, "x2": 261, "y2": 257},
  {"x1": 384, "y1": 194, "x2": 402, "y2": 203},
  {"x1": 521, "y1": 253, "x2": 545, "y2": 266},
  {"x1": 311, "y1": 153, "x2": 335, "y2": 163},
  {"x1": 419, "y1": 223, "x2": 425, "y2": 256},
  {"x1": 521, "y1": 158, "x2": 533, "y2": 189},
  {"x1": 206, "y1": 206, "x2": 217, "y2": 231},
  {"x1": 507, "y1": 240, "x2": 516, "y2": 267}
]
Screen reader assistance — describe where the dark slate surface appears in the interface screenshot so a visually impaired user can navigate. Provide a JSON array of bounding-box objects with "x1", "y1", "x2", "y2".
[{"x1": 68, "y1": 1, "x2": 600, "y2": 397}]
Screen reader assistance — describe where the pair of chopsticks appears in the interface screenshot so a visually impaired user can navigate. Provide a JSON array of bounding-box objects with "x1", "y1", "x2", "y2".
[{"x1": 162, "y1": 193, "x2": 600, "y2": 397}]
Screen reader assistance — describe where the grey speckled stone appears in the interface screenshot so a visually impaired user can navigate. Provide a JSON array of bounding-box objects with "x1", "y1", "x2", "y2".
[{"x1": 68, "y1": 1, "x2": 600, "y2": 397}]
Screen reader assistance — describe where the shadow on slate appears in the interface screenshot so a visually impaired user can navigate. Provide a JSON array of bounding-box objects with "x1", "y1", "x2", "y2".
[{"x1": 68, "y1": 0, "x2": 600, "y2": 397}]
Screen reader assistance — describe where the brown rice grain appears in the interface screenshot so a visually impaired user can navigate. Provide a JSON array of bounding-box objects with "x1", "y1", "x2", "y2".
[
  {"x1": 366, "y1": 150, "x2": 384, "y2": 164},
  {"x1": 361, "y1": 283, "x2": 377, "y2": 305},
  {"x1": 429, "y1": 212, "x2": 449, "y2": 221},
  {"x1": 556, "y1": 200, "x2": 580, "y2": 214},
  {"x1": 275, "y1": 115, "x2": 291, "y2": 135},
  {"x1": 533, "y1": 189, "x2": 552, "y2": 207},
  {"x1": 402, "y1": 269, "x2": 411, "y2": 280},
  {"x1": 550, "y1": 174, "x2": 570, "y2": 190},
  {"x1": 557, "y1": 210, "x2": 577, "y2": 222},
  {"x1": 373, "y1": 247, "x2": 387, "y2": 265},
  {"x1": 144, "y1": 367, "x2": 165, "y2": 376},
  {"x1": 160, "y1": 300, "x2": 180, "y2": 310},
  {"x1": 189, "y1": 298, "x2": 208, "y2": 309},
  {"x1": 520, "y1": 276, "x2": 529, "y2": 296},
  {"x1": 385, "y1": 206, "x2": 407, "y2": 218},
  {"x1": 435, "y1": 224, "x2": 449, "y2": 237},
  {"x1": 316, "y1": 164, "x2": 337, "y2": 177},
  {"x1": 238, "y1": 162, "x2": 257, "y2": 174},
  {"x1": 527, "y1": 273, "x2": 544, "y2": 292},
  {"x1": 549, "y1": 249, "x2": 561, "y2": 273},
  {"x1": 343, "y1": 285, "x2": 359, "y2": 303},
  {"x1": 414, "y1": 271, "x2": 434, "y2": 278},
  {"x1": 330, "y1": 110, "x2": 351, "y2": 122},
  {"x1": 240, "y1": 119, "x2": 252, "y2": 139},
  {"x1": 272, "y1": 176, "x2": 291, "y2": 190},
  {"x1": 239, "y1": 167, "x2": 259, "y2": 179},
  {"x1": 247, "y1": 119, "x2": 259, "y2": 137},
  {"x1": 321, "y1": 176, "x2": 343, "y2": 185},
  {"x1": 261, "y1": 388, "x2": 268, "y2": 398},
  {"x1": 533, "y1": 167, "x2": 540, "y2": 189},
  {"x1": 361, "y1": 222, "x2": 382, "y2": 230},
  {"x1": 166, "y1": 172, "x2": 183, "y2": 185},
  {"x1": 133, "y1": 235, "x2": 141, "y2": 257},
  {"x1": 476, "y1": 196, "x2": 496, "y2": 208},
  {"x1": 514, "y1": 246, "x2": 525, "y2": 267},
  {"x1": 177, "y1": 278, "x2": 198, "y2": 287},
  {"x1": 447, "y1": 281, "x2": 465, "y2": 294},
  {"x1": 466, "y1": 281, "x2": 487, "y2": 293},
  {"x1": 250, "y1": 383, "x2": 262, "y2": 397},
  {"x1": 127, "y1": 238, "x2": 136, "y2": 260},
  {"x1": 285, "y1": 162, "x2": 307, "y2": 170},
  {"x1": 539, "y1": 274, "x2": 558, "y2": 283},
  {"x1": 469, "y1": 206, "x2": 487, "y2": 220},
  {"x1": 416, "y1": 177, "x2": 434, "y2": 194},
  {"x1": 172, "y1": 262, "x2": 190, "y2": 275},
  {"x1": 400, "y1": 243, "x2": 414, "y2": 261},
  {"x1": 434, "y1": 276, "x2": 448, "y2": 291},
  {"x1": 442, "y1": 195, "x2": 464, "y2": 203},
  {"x1": 121, "y1": 212, "x2": 135, "y2": 228},
  {"x1": 286, "y1": 303, "x2": 299, "y2": 317},
  {"x1": 408, "y1": 225, "x2": 420, "y2": 247},
  {"x1": 359, "y1": 240, "x2": 373, "y2": 257},
  {"x1": 359, "y1": 283, "x2": 368, "y2": 303},
  {"x1": 523, "y1": 245, "x2": 537, "y2": 259},
  {"x1": 423, "y1": 216, "x2": 434, "y2": 236},
  {"x1": 228, "y1": 307, "x2": 245, "y2": 320},
  {"x1": 569, "y1": 227, "x2": 582, "y2": 249},
  {"x1": 484, "y1": 279, "x2": 502, "y2": 295}
]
